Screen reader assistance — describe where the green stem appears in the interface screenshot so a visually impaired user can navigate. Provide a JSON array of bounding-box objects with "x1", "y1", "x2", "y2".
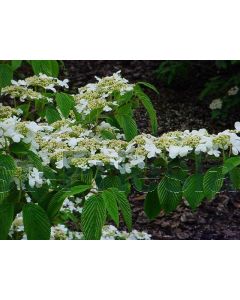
[
  {"x1": 222, "y1": 150, "x2": 226, "y2": 163},
  {"x1": 195, "y1": 154, "x2": 202, "y2": 174},
  {"x1": 94, "y1": 167, "x2": 99, "y2": 180}
]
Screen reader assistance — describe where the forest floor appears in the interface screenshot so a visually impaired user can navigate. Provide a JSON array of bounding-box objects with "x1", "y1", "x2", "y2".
[{"x1": 63, "y1": 60, "x2": 240, "y2": 239}]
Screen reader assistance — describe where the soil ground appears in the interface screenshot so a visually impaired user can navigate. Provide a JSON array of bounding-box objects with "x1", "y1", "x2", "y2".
[{"x1": 64, "y1": 60, "x2": 240, "y2": 239}]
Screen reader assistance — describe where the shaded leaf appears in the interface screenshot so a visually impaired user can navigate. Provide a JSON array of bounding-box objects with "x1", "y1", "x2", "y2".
[
  {"x1": 102, "y1": 189, "x2": 119, "y2": 226},
  {"x1": 55, "y1": 92, "x2": 74, "y2": 118},
  {"x1": 0, "y1": 201, "x2": 14, "y2": 239},
  {"x1": 158, "y1": 175, "x2": 182, "y2": 213},
  {"x1": 203, "y1": 166, "x2": 224, "y2": 200},
  {"x1": 183, "y1": 174, "x2": 205, "y2": 209},
  {"x1": 144, "y1": 188, "x2": 161, "y2": 220},
  {"x1": 23, "y1": 204, "x2": 51, "y2": 240},
  {"x1": 0, "y1": 64, "x2": 13, "y2": 89},
  {"x1": 81, "y1": 194, "x2": 106, "y2": 240}
]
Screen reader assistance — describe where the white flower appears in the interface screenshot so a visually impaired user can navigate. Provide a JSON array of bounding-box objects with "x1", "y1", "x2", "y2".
[
  {"x1": 26, "y1": 122, "x2": 43, "y2": 133},
  {"x1": 55, "y1": 157, "x2": 70, "y2": 169},
  {"x1": 39, "y1": 73, "x2": 50, "y2": 79},
  {"x1": 88, "y1": 159, "x2": 104, "y2": 167},
  {"x1": 195, "y1": 144, "x2": 208, "y2": 154},
  {"x1": 98, "y1": 121, "x2": 112, "y2": 130},
  {"x1": 195, "y1": 136, "x2": 213, "y2": 154},
  {"x1": 129, "y1": 155, "x2": 145, "y2": 168},
  {"x1": 235, "y1": 122, "x2": 240, "y2": 131},
  {"x1": 12, "y1": 133, "x2": 24, "y2": 143},
  {"x1": 26, "y1": 195, "x2": 32, "y2": 203},
  {"x1": 76, "y1": 99, "x2": 88, "y2": 113},
  {"x1": 209, "y1": 99, "x2": 222, "y2": 110},
  {"x1": 120, "y1": 163, "x2": 132, "y2": 174},
  {"x1": 228, "y1": 86, "x2": 239, "y2": 96},
  {"x1": 101, "y1": 148, "x2": 118, "y2": 158},
  {"x1": 207, "y1": 149, "x2": 221, "y2": 157},
  {"x1": 86, "y1": 83, "x2": 97, "y2": 91},
  {"x1": 11, "y1": 80, "x2": 27, "y2": 86},
  {"x1": 168, "y1": 145, "x2": 192, "y2": 159},
  {"x1": 57, "y1": 79, "x2": 69, "y2": 89},
  {"x1": 45, "y1": 84, "x2": 56, "y2": 93},
  {"x1": 103, "y1": 105, "x2": 112, "y2": 112},
  {"x1": 144, "y1": 142, "x2": 161, "y2": 158},
  {"x1": 229, "y1": 133, "x2": 240, "y2": 155},
  {"x1": 68, "y1": 138, "x2": 78, "y2": 148},
  {"x1": 28, "y1": 168, "x2": 44, "y2": 188}
]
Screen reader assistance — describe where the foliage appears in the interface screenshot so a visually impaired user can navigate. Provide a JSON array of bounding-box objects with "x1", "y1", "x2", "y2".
[
  {"x1": 0, "y1": 67, "x2": 240, "y2": 240},
  {"x1": 155, "y1": 61, "x2": 191, "y2": 85}
]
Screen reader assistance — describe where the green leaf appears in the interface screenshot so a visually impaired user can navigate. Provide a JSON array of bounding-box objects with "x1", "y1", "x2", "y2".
[
  {"x1": 100, "y1": 130, "x2": 117, "y2": 140},
  {"x1": 203, "y1": 166, "x2": 224, "y2": 200},
  {"x1": 81, "y1": 194, "x2": 106, "y2": 240},
  {"x1": 0, "y1": 154, "x2": 16, "y2": 170},
  {"x1": 47, "y1": 185, "x2": 91, "y2": 220},
  {"x1": 230, "y1": 167, "x2": 240, "y2": 189},
  {"x1": 158, "y1": 175, "x2": 182, "y2": 213},
  {"x1": 79, "y1": 169, "x2": 93, "y2": 185},
  {"x1": 132, "y1": 174, "x2": 144, "y2": 192},
  {"x1": 183, "y1": 174, "x2": 205, "y2": 209},
  {"x1": 18, "y1": 103, "x2": 30, "y2": 118},
  {"x1": 99, "y1": 175, "x2": 122, "y2": 190},
  {"x1": 0, "y1": 154, "x2": 16, "y2": 203},
  {"x1": 144, "y1": 188, "x2": 161, "y2": 220},
  {"x1": 0, "y1": 64, "x2": 13, "y2": 89},
  {"x1": 0, "y1": 201, "x2": 14, "y2": 239},
  {"x1": 114, "y1": 189, "x2": 132, "y2": 231},
  {"x1": 10, "y1": 142, "x2": 30, "y2": 155},
  {"x1": 135, "y1": 85, "x2": 158, "y2": 135},
  {"x1": 82, "y1": 108, "x2": 102, "y2": 125},
  {"x1": 115, "y1": 105, "x2": 138, "y2": 141},
  {"x1": 167, "y1": 160, "x2": 189, "y2": 184},
  {"x1": 137, "y1": 82, "x2": 159, "y2": 94},
  {"x1": 30, "y1": 60, "x2": 59, "y2": 77},
  {"x1": 29, "y1": 186, "x2": 55, "y2": 210},
  {"x1": 45, "y1": 106, "x2": 61, "y2": 124},
  {"x1": 102, "y1": 189, "x2": 119, "y2": 226},
  {"x1": 55, "y1": 92, "x2": 74, "y2": 118},
  {"x1": 11, "y1": 60, "x2": 22, "y2": 71},
  {"x1": 223, "y1": 157, "x2": 240, "y2": 175},
  {"x1": 23, "y1": 204, "x2": 51, "y2": 240},
  {"x1": 0, "y1": 170, "x2": 13, "y2": 203}
]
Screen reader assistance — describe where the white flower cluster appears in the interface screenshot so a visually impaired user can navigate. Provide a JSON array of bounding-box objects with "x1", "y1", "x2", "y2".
[
  {"x1": 0, "y1": 116, "x2": 24, "y2": 144},
  {"x1": 0, "y1": 115, "x2": 52, "y2": 148},
  {"x1": 209, "y1": 98, "x2": 222, "y2": 110},
  {"x1": 0, "y1": 103, "x2": 22, "y2": 119},
  {"x1": 2, "y1": 110, "x2": 239, "y2": 176},
  {"x1": 32, "y1": 121, "x2": 240, "y2": 174},
  {"x1": 209, "y1": 86, "x2": 239, "y2": 111},
  {"x1": 74, "y1": 71, "x2": 134, "y2": 117},
  {"x1": 1, "y1": 85, "x2": 43, "y2": 102},
  {"x1": 11, "y1": 73, "x2": 69, "y2": 92},
  {"x1": 1, "y1": 73, "x2": 69, "y2": 102},
  {"x1": 228, "y1": 86, "x2": 239, "y2": 96}
]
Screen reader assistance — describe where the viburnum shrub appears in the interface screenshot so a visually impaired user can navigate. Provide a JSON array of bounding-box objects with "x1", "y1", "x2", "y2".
[{"x1": 0, "y1": 71, "x2": 240, "y2": 240}]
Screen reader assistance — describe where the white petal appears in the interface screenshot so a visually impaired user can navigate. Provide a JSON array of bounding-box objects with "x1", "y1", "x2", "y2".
[{"x1": 234, "y1": 122, "x2": 240, "y2": 131}]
